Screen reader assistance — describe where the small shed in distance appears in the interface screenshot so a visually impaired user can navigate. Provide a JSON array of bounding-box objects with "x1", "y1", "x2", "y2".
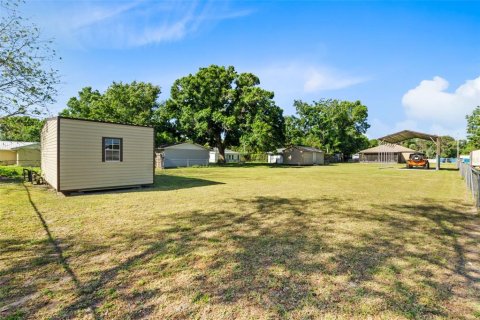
[
  {"x1": 41, "y1": 117, "x2": 154, "y2": 193},
  {"x1": 283, "y1": 146, "x2": 324, "y2": 165},
  {"x1": 156, "y1": 143, "x2": 209, "y2": 168},
  {"x1": 358, "y1": 144, "x2": 415, "y2": 163}
]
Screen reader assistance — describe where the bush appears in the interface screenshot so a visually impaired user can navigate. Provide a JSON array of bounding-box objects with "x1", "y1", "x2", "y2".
[
  {"x1": 0, "y1": 166, "x2": 39, "y2": 180},
  {"x1": 243, "y1": 153, "x2": 267, "y2": 162}
]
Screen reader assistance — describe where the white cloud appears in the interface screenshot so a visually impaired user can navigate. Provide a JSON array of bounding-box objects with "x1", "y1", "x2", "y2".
[
  {"x1": 259, "y1": 63, "x2": 367, "y2": 92},
  {"x1": 304, "y1": 67, "x2": 367, "y2": 92},
  {"x1": 402, "y1": 76, "x2": 480, "y2": 128},
  {"x1": 253, "y1": 62, "x2": 369, "y2": 109}
]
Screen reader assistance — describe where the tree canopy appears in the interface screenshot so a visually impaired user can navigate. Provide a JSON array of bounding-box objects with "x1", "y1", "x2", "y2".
[
  {"x1": 61, "y1": 81, "x2": 161, "y2": 126},
  {"x1": 466, "y1": 106, "x2": 480, "y2": 151},
  {"x1": 0, "y1": 116, "x2": 43, "y2": 141},
  {"x1": 285, "y1": 99, "x2": 370, "y2": 156},
  {"x1": 164, "y1": 65, "x2": 285, "y2": 160},
  {"x1": 0, "y1": 0, "x2": 60, "y2": 119}
]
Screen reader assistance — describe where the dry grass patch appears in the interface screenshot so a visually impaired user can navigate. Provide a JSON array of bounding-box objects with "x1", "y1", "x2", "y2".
[{"x1": 0, "y1": 164, "x2": 479, "y2": 319}]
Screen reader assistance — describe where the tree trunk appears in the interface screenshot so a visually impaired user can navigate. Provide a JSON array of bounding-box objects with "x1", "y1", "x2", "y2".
[{"x1": 217, "y1": 143, "x2": 226, "y2": 163}]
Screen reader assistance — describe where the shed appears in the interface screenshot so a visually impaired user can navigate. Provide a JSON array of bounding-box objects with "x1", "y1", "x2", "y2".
[
  {"x1": 283, "y1": 146, "x2": 324, "y2": 165},
  {"x1": 209, "y1": 148, "x2": 241, "y2": 163},
  {"x1": 41, "y1": 117, "x2": 154, "y2": 193},
  {"x1": 0, "y1": 141, "x2": 40, "y2": 166},
  {"x1": 156, "y1": 143, "x2": 209, "y2": 168},
  {"x1": 358, "y1": 144, "x2": 415, "y2": 163},
  {"x1": 267, "y1": 148, "x2": 285, "y2": 164}
]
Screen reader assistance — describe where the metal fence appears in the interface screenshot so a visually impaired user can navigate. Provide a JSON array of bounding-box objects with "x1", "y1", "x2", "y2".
[{"x1": 459, "y1": 161, "x2": 480, "y2": 207}]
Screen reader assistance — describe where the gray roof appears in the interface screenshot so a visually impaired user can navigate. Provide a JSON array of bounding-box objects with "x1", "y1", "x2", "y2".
[
  {"x1": 378, "y1": 130, "x2": 439, "y2": 144},
  {"x1": 0, "y1": 141, "x2": 39, "y2": 151},
  {"x1": 211, "y1": 148, "x2": 240, "y2": 154},
  {"x1": 359, "y1": 144, "x2": 416, "y2": 154},
  {"x1": 286, "y1": 145, "x2": 324, "y2": 153}
]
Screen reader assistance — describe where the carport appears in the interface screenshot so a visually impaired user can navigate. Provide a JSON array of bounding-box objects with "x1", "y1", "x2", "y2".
[{"x1": 378, "y1": 130, "x2": 442, "y2": 170}]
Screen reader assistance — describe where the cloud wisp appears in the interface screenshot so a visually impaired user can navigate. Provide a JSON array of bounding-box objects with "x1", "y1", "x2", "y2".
[{"x1": 51, "y1": 0, "x2": 253, "y2": 48}]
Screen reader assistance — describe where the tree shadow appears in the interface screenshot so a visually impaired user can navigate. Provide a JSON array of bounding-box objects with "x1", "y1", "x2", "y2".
[{"x1": 3, "y1": 190, "x2": 479, "y2": 319}]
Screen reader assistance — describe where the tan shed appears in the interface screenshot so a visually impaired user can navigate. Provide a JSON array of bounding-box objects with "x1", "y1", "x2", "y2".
[
  {"x1": 41, "y1": 117, "x2": 154, "y2": 193},
  {"x1": 283, "y1": 146, "x2": 324, "y2": 165}
]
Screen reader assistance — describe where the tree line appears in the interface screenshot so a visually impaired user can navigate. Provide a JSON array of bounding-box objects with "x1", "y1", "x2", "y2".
[{"x1": 0, "y1": 65, "x2": 371, "y2": 161}]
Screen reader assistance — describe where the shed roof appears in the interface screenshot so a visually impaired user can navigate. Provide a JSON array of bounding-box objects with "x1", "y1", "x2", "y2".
[
  {"x1": 378, "y1": 130, "x2": 439, "y2": 144},
  {"x1": 0, "y1": 141, "x2": 39, "y2": 151},
  {"x1": 359, "y1": 144, "x2": 416, "y2": 154},
  {"x1": 156, "y1": 142, "x2": 208, "y2": 151},
  {"x1": 286, "y1": 145, "x2": 324, "y2": 153},
  {"x1": 211, "y1": 147, "x2": 240, "y2": 154}
]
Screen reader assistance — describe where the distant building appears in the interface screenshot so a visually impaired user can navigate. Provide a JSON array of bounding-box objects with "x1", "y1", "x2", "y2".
[
  {"x1": 267, "y1": 148, "x2": 285, "y2": 164},
  {"x1": 282, "y1": 146, "x2": 324, "y2": 165},
  {"x1": 0, "y1": 141, "x2": 40, "y2": 166},
  {"x1": 358, "y1": 144, "x2": 415, "y2": 163},
  {"x1": 156, "y1": 143, "x2": 209, "y2": 168},
  {"x1": 209, "y1": 148, "x2": 241, "y2": 163}
]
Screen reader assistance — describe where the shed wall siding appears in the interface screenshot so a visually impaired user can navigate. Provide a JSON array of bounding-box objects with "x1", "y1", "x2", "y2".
[
  {"x1": 59, "y1": 118, "x2": 153, "y2": 191},
  {"x1": 41, "y1": 118, "x2": 58, "y2": 189}
]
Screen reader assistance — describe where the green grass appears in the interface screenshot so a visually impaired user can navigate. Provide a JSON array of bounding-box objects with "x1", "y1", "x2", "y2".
[
  {"x1": 0, "y1": 166, "x2": 40, "y2": 181},
  {"x1": 0, "y1": 164, "x2": 479, "y2": 319}
]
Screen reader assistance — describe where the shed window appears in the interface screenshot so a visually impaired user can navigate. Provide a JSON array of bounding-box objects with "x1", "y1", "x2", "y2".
[{"x1": 103, "y1": 137, "x2": 123, "y2": 162}]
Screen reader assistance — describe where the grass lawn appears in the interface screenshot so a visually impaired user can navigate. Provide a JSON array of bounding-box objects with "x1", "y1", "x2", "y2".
[{"x1": 1, "y1": 164, "x2": 479, "y2": 319}]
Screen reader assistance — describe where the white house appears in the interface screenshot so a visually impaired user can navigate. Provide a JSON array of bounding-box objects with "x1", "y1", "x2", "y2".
[
  {"x1": 209, "y1": 148, "x2": 241, "y2": 163},
  {"x1": 267, "y1": 148, "x2": 285, "y2": 164}
]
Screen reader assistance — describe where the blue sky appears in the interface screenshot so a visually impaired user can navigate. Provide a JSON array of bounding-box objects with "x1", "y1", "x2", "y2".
[{"x1": 24, "y1": 0, "x2": 480, "y2": 139}]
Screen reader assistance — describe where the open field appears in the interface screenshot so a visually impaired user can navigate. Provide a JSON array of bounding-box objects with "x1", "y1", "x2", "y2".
[{"x1": 1, "y1": 164, "x2": 479, "y2": 319}]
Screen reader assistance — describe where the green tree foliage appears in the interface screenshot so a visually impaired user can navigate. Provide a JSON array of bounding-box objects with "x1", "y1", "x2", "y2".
[
  {"x1": 0, "y1": 0, "x2": 60, "y2": 119},
  {"x1": 401, "y1": 136, "x2": 460, "y2": 158},
  {"x1": 60, "y1": 82, "x2": 178, "y2": 145},
  {"x1": 61, "y1": 82, "x2": 161, "y2": 126},
  {"x1": 164, "y1": 65, "x2": 285, "y2": 160},
  {"x1": 285, "y1": 99, "x2": 370, "y2": 156},
  {"x1": 0, "y1": 116, "x2": 43, "y2": 141},
  {"x1": 466, "y1": 106, "x2": 480, "y2": 151}
]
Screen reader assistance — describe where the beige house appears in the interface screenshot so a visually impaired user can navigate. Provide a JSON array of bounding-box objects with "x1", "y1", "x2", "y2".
[
  {"x1": 283, "y1": 146, "x2": 324, "y2": 165},
  {"x1": 0, "y1": 141, "x2": 40, "y2": 166},
  {"x1": 41, "y1": 117, "x2": 154, "y2": 193},
  {"x1": 358, "y1": 144, "x2": 415, "y2": 163}
]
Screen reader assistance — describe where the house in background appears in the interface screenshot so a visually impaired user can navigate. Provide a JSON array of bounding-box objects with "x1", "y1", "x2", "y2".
[
  {"x1": 267, "y1": 148, "x2": 285, "y2": 164},
  {"x1": 41, "y1": 117, "x2": 154, "y2": 193},
  {"x1": 155, "y1": 143, "x2": 209, "y2": 168},
  {"x1": 0, "y1": 141, "x2": 41, "y2": 166},
  {"x1": 283, "y1": 146, "x2": 324, "y2": 165},
  {"x1": 209, "y1": 148, "x2": 241, "y2": 163},
  {"x1": 358, "y1": 144, "x2": 415, "y2": 163}
]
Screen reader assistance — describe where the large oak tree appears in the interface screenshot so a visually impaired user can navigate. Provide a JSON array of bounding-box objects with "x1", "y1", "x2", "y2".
[{"x1": 164, "y1": 65, "x2": 285, "y2": 161}]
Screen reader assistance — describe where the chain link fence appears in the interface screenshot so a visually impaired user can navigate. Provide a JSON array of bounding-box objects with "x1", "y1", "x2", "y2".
[{"x1": 459, "y1": 161, "x2": 480, "y2": 207}]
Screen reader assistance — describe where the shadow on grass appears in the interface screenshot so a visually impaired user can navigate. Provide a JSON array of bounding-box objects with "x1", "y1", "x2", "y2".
[
  {"x1": 3, "y1": 190, "x2": 479, "y2": 319},
  {"x1": 152, "y1": 174, "x2": 224, "y2": 191},
  {"x1": 67, "y1": 174, "x2": 224, "y2": 196}
]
